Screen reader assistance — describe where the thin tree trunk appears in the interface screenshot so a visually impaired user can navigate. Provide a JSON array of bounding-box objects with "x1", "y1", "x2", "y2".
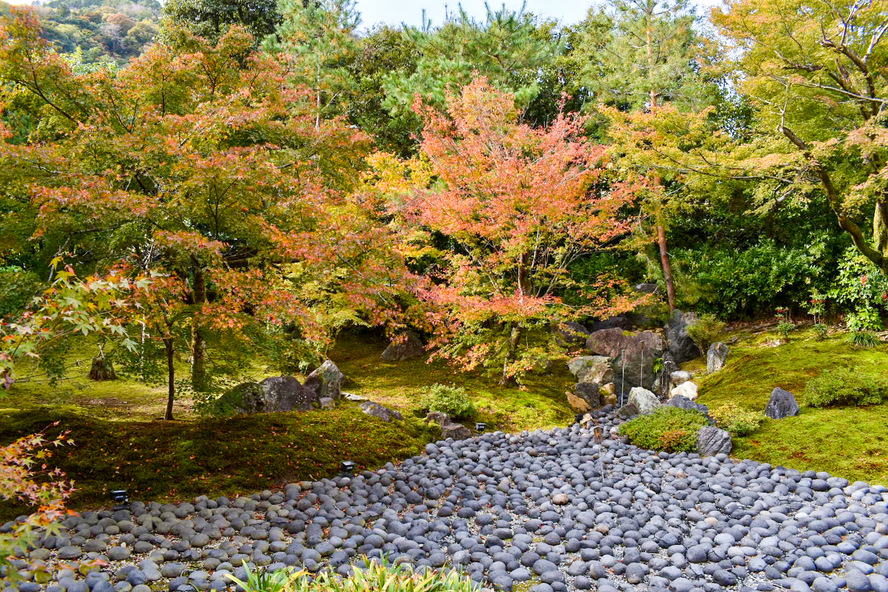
[
  {"x1": 499, "y1": 324, "x2": 522, "y2": 387},
  {"x1": 191, "y1": 265, "x2": 208, "y2": 391},
  {"x1": 646, "y1": 4, "x2": 676, "y2": 311},
  {"x1": 164, "y1": 337, "x2": 175, "y2": 421}
]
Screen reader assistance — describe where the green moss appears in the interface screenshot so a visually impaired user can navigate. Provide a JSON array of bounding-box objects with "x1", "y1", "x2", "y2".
[
  {"x1": 695, "y1": 328, "x2": 888, "y2": 486},
  {"x1": 619, "y1": 407, "x2": 709, "y2": 452}
]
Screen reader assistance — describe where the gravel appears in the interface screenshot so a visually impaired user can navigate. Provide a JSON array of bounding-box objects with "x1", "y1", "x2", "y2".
[{"x1": 4, "y1": 406, "x2": 888, "y2": 592}]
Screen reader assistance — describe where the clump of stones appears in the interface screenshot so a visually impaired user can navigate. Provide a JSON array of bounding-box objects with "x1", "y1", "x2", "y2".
[{"x1": 6, "y1": 407, "x2": 888, "y2": 592}]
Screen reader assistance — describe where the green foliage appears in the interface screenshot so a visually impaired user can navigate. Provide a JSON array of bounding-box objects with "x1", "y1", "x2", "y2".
[
  {"x1": 847, "y1": 331, "x2": 881, "y2": 349},
  {"x1": 686, "y1": 313, "x2": 724, "y2": 353},
  {"x1": 804, "y1": 368, "x2": 887, "y2": 408},
  {"x1": 161, "y1": 0, "x2": 278, "y2": 42},
  {"x1": 275, "y1": 558, "x2": 477, "y2": 592},
  {"x1": 710, "y1": 402, "x2": 762, "y2": 436},
  {"x1": 775, "y1": 307, "x2": 795, "y2": 341},
  {"x1": 0, "y1": 269, "x2": 42, "y2": 319},
  {"x1": 812, "y1": 323, "x2": 829, "y2": 341},
  {"x1": 672, "y1": 240, "x2": 831, "y2": 319},
  {"x1": 418, "y1": 384, "x2": 475, "y2": 420},
  {"x1": 226, "y1": 563, "x2": 302, "y2": 592},
  {"x1": 619, "y1": 407, "x2": 709, "y2": 452}
]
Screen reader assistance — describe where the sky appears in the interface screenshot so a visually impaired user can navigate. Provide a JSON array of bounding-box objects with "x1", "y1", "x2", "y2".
[{"x1": 355, "y1": 0, "x2": 724, "y2": 32}]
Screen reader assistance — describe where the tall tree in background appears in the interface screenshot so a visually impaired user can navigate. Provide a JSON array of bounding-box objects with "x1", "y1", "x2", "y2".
[
  {"x1": 381, "y1": 5, "x2": 560, "y2": 130},
  {"x1": 713, "y1": 0, "x2": 888, "y2": 276},
  {"x1": 266, "y1": 0, "x2": 360, "y2": 130},
  {"x1": 161, "y1": 0, "x2": 279, "y2": 42},
  {"x1": 571, "y1": 0, "x2": 715, "y2": 310}
]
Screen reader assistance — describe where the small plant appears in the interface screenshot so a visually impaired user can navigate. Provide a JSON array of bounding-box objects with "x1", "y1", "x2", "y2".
[
  {"x1": 226, "y1": 563, "x2": 305, "y2": 592},
  {"x1": 686, "y1": 313, "x2": 725, "y2": 353},
  {"x1": 230, "y1": 558, "x2": 479, "y2": 592},
  {"x1": 775, "y1": 307, "x2": 795, "y2": 341},
  {"x1": 804, "y1": 368, "x2": 888, "y2": 408},
  {"x1": 812, "y1": 323, "x2": 829, "y2": 341},
  {"x1": 710, "y1": 402, "x2": 763, "y2": 436},
  {"x1": 619, "y1": 407, "x2": 709, "y2": 453},
  {"x1": 847, "y1": 330, "x2": 881, "y2": 348},
  {"x1": 418, "y1": 384, "x2": 475, "y2": 419}
]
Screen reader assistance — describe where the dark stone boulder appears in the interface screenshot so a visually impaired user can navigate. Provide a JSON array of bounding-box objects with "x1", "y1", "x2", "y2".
[
  {"x1": 573, "y1": 381, "x2": 602, "y2": 408},
  {"x1": 665, "y1": 310, "x2": 701, "y2": 363},
  {"x1": 216, "y1": 378, "x2": 319, "y2": 414},
  {"x1": 616, "y1": 403, "x2": 639, "y2": 419},
  {"x1": 304, "y1": 360, "x2": 344, "y2": 400},
  {"x1": 589, "y1": 315, "x2": 633, "y2": 333},
  {"x1": 88, "y1": 356, "x2": 117, "y2": 381},
  {"x1": 359, "y1": 401, "x2": 403, "y2": 422},
  {"x1": 765, "y1": 387, "x2": 800, "y2": 419},
  {"x1": 380, "y1": 331, "x2": 426, "y2": 362},
  {"x1": 666, "y1": 395, "x2": 714, "y2": 424},
  {"x1": 697, "y1": 426, "x2": 732, "y2": 456}
]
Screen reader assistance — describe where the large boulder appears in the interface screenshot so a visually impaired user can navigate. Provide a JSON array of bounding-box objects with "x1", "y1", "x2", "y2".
[
  {"x1": 589, "y1": 315, "x2": 633, "y2": 333},
  {"x1": 587, "y1": 329, "x2": 665, "y2": 394},
  {"x1": 670, "y1": 370, "x2": 692, "y2": 388},
  {"x1": 572, "y1": 381, "x2": 602, "y2": 409},
  {"x1": 707, "y1": 342, "x2": 730, "y2": 373},
  {"x1": 553, "y1": 322, "x2": 590, "y2": 348},
  {"x1": 441, "y1": 423, "x2": 472, "y2": 441},
  {"x1": 566, "y1": 391, "x2": 590, "y2": 412},
  {"x1": 765, "y1": 387, "x2": 800, "y2": 419},
  {"x1": 219, "y1": 378, "x2": 319, "y2": 414},
  {"x1": 88, "y1": 356, "x2": 117, "y2": 381},
  {"x1": 669, "y1": 381, "x2": 699, "y2": 401},
  {"x1": 567, "y1": 356, "x2": 613, "y2": 384},
  {"x1": 359, "y1": 401, "x2": 403, "y2": 422},
  {"x1": 304, "y1": 360, "x2": 344, "y2": 400},
  {"x1": 665, "y1": 394, "x2": 712, "y2": 419},
  {"x1": 697, "y1": 426, "x2": 732, "y2": 456},
  {"x1": 380, "y1": 331, "x2": 426, "y2": 362},
  {"x1": 665, "y1": 310, "x2": 701, "y2": 363},
  {"x1": 627, "y1": 387, "x2": 661, "y2": 415}
]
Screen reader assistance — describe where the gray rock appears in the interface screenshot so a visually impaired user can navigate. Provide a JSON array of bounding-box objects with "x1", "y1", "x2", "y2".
[
  {"x1": 58, "y1": 545, "x2": 82, "y2": 560},
  {"x1": 765, "y1": 387, "x2": 800, "y2": 419},
  {"x1": 567, "y1": 356, "x2": 613, "y2": 384},
  {"x1": 697, "y1": 426, "x2": 732, "y2": 456},
  {"x1": 627, "y1": 387, "x2": 660, "y2": 415},
  {"x1": 553, "y1": 322, "x2": 590, "y2": 348},
  {"x1": 359, "y1": 401, "x2": 403, "y2": 422},
  {"x1": 219, "y1": 377, "x2": 319, "y2": 414},
  {"x1": 573, "y1": 381, "x2": 602, "y2": 409},
  {"x1": 441, "y1": 423, "x2": 472, "y2": 440},
  {"x1": 304, "y1": 360, "x2": 344, "y2": 400},
  {"x1": 707, "y1": 342, "x2": 730, "y2": 373},
  {"x1": 665, "y1": 310, "x2": 701, "y2": 363},
  {"x1": 319, "y1": 397, "x2": 335, "y2": 410},
  {"x1": 587, "y1": 329, "x2": 665, "y2": 393},
  {"x1": 380, "y1": 331, "x2": 426, "y2": 362},
  {"x1": 670, "y1": 370, "x2": 692, "y2": 387}
]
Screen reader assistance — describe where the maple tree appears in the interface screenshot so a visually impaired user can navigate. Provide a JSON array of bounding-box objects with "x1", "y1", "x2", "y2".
[
  {"x1": 392, "y1": 78, "x2": 639, "y2": 385},
  {"x1": 0, "y1": 10, "x2": 412, "y2": 417}
]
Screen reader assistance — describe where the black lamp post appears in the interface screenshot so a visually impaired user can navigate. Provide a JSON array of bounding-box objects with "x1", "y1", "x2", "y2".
[
  {"x1": 110, "y1": 489, "x2": 129, "y2": 511},
  {"x1": 340, "y1": 460, "x2": 356, "y2": 476},
  {"x1": 475, "y1": 422, "x2": 487, "y2": 433}
]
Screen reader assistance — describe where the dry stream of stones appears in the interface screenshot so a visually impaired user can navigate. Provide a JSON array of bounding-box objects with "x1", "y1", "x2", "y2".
[{"x1": 5, "y1": 408, "x2": 888, "y2": 592}]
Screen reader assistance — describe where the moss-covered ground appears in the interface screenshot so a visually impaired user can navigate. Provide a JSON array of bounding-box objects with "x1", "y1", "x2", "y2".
[
  {"x1": 694, "y1": 325, "x2": 888, "y2": 486},
  {"x1": 0, "y1": 332, "x2": 574, "y2": 522}
]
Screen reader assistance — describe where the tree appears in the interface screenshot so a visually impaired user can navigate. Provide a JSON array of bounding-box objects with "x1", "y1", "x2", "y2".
[
  {"x1": 266, "y1": 0, "x2": 360, "y2": 130},
  {"x1": 161, "y1": 0, "x2": 279, "y2": 43},
  {"x1": 570, "y1": 0, "x2": 717, "y2": 310},
  {"x1": 398, "y1": 78, "x2": 638, "y2": 385},
  {"x1": 380, "y1": 5, "x2": 561, "y2": 138},
  {"x1": 0, "y1": 13, "x2": 387, "y2": 417},
  {"x1": 712, "y1": 0, "x2": 888, "y2": 277}
]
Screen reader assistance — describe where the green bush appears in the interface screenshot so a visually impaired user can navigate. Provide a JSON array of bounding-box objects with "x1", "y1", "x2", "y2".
[
  {"x1": 710, "y1": 402, "x2": 762, "y2": 436},
  {"x1": 847, "y1": 330, "x2": 881, "y2": 349},
  {"x1": 228, "y1": 559, "x2": 478, "y2": 592},
  {"x1": 686, "y1": 313, "x2": 725, "y2": 352},
  {"x1": 619, "y1": 407, "x2": 710, "y2": 453},
  {"x1": 804, "y1": 369, "x2": 888, "y2": 408},
  {"x1": 418, "y1": 384, "x2": 475, "y2": 419}
]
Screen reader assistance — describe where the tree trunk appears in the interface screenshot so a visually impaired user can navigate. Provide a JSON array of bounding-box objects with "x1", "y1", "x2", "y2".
[
  {"x1": 191, "y1": 265, "x2": 208, "y2": 392},
  {"x1": 499, "y1": 324, "x2": 522, "y2": 387},
  {"x1": 657, "y1": 223, "x2": 676, "y2": 311},
  {"x1": 164, "y1": 337, "x2": 175, "y2": 421}
]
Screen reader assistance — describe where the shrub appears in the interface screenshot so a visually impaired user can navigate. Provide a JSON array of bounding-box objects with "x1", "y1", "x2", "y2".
[
  {"x1": 686, "y1": 313, "x2": 725, "y2": 352},
  {"x1": 228, "y1": 559, "x2": 478, "y2": 592},
  {"x1": 710, "y1": 402, "x2": 763, "y2": 436},
  {"x1": 418, "y1": 384, "x2": 475, "y2": 419},
  {"x1": 804, "y1": 369, "x2": 888, "y2": 408},
  {"x1": 619, "y1": 407, "x2": 709, "y2": 453},
  {"x1": 847, "y1": 330, "x2": 881, "y2": 349},
  {"x1": 812, "y1": 323, "x2": 829, "y2": 341}
]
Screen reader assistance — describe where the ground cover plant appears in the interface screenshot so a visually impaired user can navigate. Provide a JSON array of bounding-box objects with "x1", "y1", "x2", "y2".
[{"x1": 619, "y1": 407, "x2": 710, "y2": 453}]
